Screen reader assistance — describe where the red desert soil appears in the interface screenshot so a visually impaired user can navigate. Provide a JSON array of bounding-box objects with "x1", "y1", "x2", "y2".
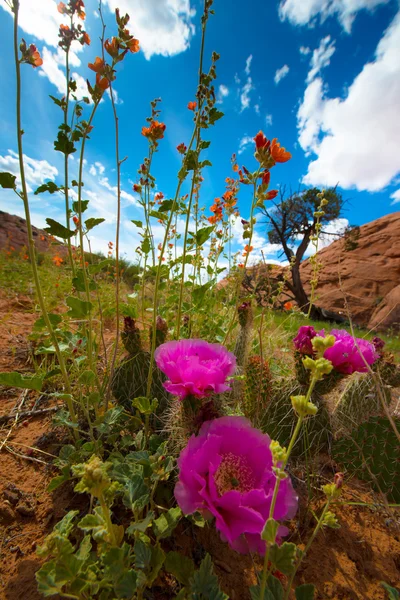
[{"x1": 0, "y1": 289, "x2": 399, "y2": 599}]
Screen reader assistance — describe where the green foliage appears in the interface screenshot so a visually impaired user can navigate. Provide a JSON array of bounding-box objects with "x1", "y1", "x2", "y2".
[
  {"x1": 0, "y1": 371, "x2": 43, "y2": 391},
  {"x1": 44, "y1": 217, "x2": 76, "y2": 239},
  {"x1": 333, "y1": 416, "x2": 400, "y2": 502},
  {"x1": 191, "y1": 554, "x2": 228, "y2": 600},
  {"x1": 0, "y1": 171, "x2": 17, "y2": 188},
  {"x1": 381, "y1": 582, "x2": 399, "y2": 600}
]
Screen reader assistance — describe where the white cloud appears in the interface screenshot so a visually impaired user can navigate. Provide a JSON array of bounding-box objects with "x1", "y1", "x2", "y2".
[
  {"x1": 98, "y1": 177, "x2": 140, "y2": 208},
  {"x1": 274, "y1": 64, "x2": 290, "y2": 84},
  {"x1": 279, "y1": 0, "x2": 390, "y2": 33},
  {"x1": 240, "y1": 77, "x2": 254, "y2": 112},
  {"x1": 238, "y1": 136, "x2": 254, "y2": 155},
  {"x1": 1, "y1": 0, "x2": 64, "y2": 47},
  {"x1": 245, "y1": 54, "x2": 253, "y2": 75},
  {"x1": 0, "y1": 149, "x2": 58, "y2": 193},
  {"x1": 300, "y1": 45, "x2": 311, "y2": 55},
  {"x1": 254, "y1": 104, "x2": 260, "y2": 115},
  {"x1": 390, "y1": 189, "x2": 400, "y2": 204},
  {"x1": 234, "y1": 73, "x2": 241, "y2": 85},
  {"x1": 266, "y1": 114, "x2": 273, "y2": 126},
  {"x1": 103, "y1": 0, "x2": 195, "y2": 60},
  {"x1": 216, "y1": 84, "x2": 229, "y2": 104},
  {"x1": 307, "y1": 36, "x2": 336, "y2": 83},
  {"x1": 39, "y1": 47, "x2": 90, "y2": 101},
  {"x1": 298, "y1": 11, "x2": 400, "y2": 192}
]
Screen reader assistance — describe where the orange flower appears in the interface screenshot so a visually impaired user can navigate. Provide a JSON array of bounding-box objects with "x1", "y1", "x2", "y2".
[
  {"x1": 127, "y1": 38, "x2": 140, "y2": 53},
  {"x1": 283, "y1": 301, "x2": 293, "y2": 311},
  {"x1": 73, "y1": 216, "x2": 80, "y2": 226},
  {"x1": 105, "y1": 37, "x2": 119, "y2": 58},
  {"x1": 187, "y1": 101, "x2": 197, "y2": 111},
  {"x1": 232, "y1": 163, "x2": 239, "y2": 172},
  {"x1": 262, "y1": 170, "x2": 270, "y2": 186},
  {"x1": 265, "y1": 189, "x2": 278, "y2": 200},
  {"x1": 270, "y1": 138, "x2": 291, "y2": 163},
  {"x1": 254, "y1": 130, "x2": 269, "y2": 150},
  {"x1": 133, "y1": 184, "x2": 142, "y2": 193},
  {"x1": 96, "y1": 72, "x2": 109, "y2": 91},
  {"x1": 60, "y1": 24, "x2": 69, "y2": 31},
  {"x1": 76, "y1": 0, "x2": 85, "y2": 19},
  {"x1": 57, "y1": 2, "x2": 67, "y2": 14},
  {"x1": 238, "y1": 263, "x2": 245, "y2": 268},
  {"x1": 177, "y1": 142, "x2": 187, "y2": 154},
  {"x1": 155, "y1": 192, "x2": 164, "y2": 201},
  {"x1": 88, "y1": 56, "x2": 105, "y2": 73},
  {"x1": 168, "y1": 243, "x2": 174, "y2": 249},
  {"x1": 242, "y1": 244, "x2": 253, "y2": 256},
  {"x1": 141, "y1": 120, "x2": 166, "y2": 141},
  {"x1": 82, "y1": 31, "x2": 90, "y2": 45},
  {"x1": 53, "y1": 255, "x2": 63, "y2": 267},
  {"x1": 28, "y1": 45, "x2": 43, "y2": 67}
]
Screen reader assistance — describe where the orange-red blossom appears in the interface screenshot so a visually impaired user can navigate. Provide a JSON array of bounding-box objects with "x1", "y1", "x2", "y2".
[
  {"x1": 141, "y1": 120, "x2": 166, "y2": 141},
  {"x1": 187, "y1": 101, "x2": 197, "y2": 111},
  {"x1": 270, "y1": 138, "x2": 291, "y2": 163},
  {"x1": 283, "y1": 301, "x2": 293, "y2": 311},
  {"x1": 242, "y1": 244, "x2": 253, "y2": 256},
  {"x1": 88, "y1": 56, "x2": 105, "y2": 73}
]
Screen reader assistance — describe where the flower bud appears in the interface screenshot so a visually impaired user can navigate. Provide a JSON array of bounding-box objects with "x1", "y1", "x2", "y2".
[
  {"x1": 322, "y1": 510, "x2": 340, "y2": 529},
  {"x1": 291, "y1": 395, "x2": 318, "y2": 417},
  {"x1": 270, "y1": 440, "x2": 287, "y2": 465}
]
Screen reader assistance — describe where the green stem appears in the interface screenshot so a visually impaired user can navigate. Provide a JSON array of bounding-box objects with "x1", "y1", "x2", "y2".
[
  {"x1": 12, "y1": 0, "x2": 78, "y2": 431},
  {"x1": 283, "y1": 500, "x2": 331, "y2": 600},
  {"x1": 99, "y1": 495, "x2": 117, "y2": 547},
  {"x1": 64, "y1": 19, "x2": 75, "y2": 275}
]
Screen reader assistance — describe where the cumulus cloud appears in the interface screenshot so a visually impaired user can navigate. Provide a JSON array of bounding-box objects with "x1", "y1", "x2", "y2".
[
  {"x1": 307, "y1": 36, "x2": 336, "y2": 82},
  {"x1": 245, "y1": 54, "x2": 253, "y2": 75},
  {"x1": 274, "y1": 64, "x2": 290, "y2": 84},
  {"x1": 216, "y1": 84, "x2": 229, "y2": 104},
  {"x1": 0, "y1": 149, "x2": 58, "y2": 193},
  {"x1": 279, "y1": 0, "x2": 390, "y2": 33},
  {"x1": 39, "y1": 47, "x2": 89, "y2": 100},
  {"x1": 266, "y1": 114, "x2": 273, "y2": 126},
  {"x1": 298, "y1": 11, "x2": 400, "y2": 192},
  {"x1": 238, "y1": 136, "x2": 254, "y2": 155},
  {"x1": 240, "y1": 77, "x2": 254, "y2": 112},
  {"x1": 390, "y1": 189, "x2": 400, "y2": 204},
  {"x1": 1, "y1": 0, "x2": 65, "y2": 47},
  {"x1": 300, "y1": 45, "x2": 311, "y2": 55},
  {"x1": 103, "y1": 0, "x2": 195, "y2": 60}
]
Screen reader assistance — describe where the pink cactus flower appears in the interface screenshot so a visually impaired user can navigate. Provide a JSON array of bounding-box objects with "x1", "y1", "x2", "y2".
[
  {"x1": 174, "y1": 416, "x2": 298, "y2": 554},
  {"x1": 323, "y1": 329, "x2": 378, "y2": 374},
  {"x1": 154, "y1": 339, "x2": 236, "y2": 400},
  {"x1": 293, "y1": 325, "x2": 318, "y2": 355}
]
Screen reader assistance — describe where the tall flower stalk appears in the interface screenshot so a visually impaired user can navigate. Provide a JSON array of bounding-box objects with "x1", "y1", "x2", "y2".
[{"x1": 10, "y1": 0, "x2": 77, "y2": 427}]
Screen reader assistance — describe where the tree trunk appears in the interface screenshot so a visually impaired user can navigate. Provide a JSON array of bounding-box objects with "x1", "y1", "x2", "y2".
[{"x1": 290, "y1": 262, "x2": 322, "y2": 319}]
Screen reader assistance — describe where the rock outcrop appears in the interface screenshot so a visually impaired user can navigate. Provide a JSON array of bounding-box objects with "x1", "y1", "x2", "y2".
[{"x1": 300, "y1": 212, "x2": 400, "y2": 331}]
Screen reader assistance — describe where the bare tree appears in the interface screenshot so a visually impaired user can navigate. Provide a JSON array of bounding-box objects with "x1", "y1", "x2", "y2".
[{"x1": 260, "y1": 186, "x2": 344, "y2": 317}]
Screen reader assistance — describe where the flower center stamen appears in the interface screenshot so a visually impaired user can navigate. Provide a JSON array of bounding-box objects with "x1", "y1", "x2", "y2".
[{"x1": 214, "y1": 452, "x2": 255, "y2": 496}]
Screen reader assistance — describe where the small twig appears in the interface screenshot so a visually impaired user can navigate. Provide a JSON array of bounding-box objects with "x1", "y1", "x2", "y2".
[
  {"x1": 4, "y1": 444, "x2": 48, "y2": 465},
  {"x1": 0, "y1": 389, "x2": 28, "y2": 452},
  {"x1": 0, "y1": 405, "x2": 60, "y2": 424}
]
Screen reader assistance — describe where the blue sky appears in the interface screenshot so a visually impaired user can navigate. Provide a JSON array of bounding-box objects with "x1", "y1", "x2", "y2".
[{"x1": 1, "y1": 0, "x2": 399, "y2": 270}]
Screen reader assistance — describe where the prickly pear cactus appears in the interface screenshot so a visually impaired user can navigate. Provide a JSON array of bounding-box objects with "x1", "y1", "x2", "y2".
[
  {"x1": 332, "y1": 416, "x2": 400, "y2": 502},
  {"x1": 294, "y1": 350, "x2": 342, "y2": 394},
  {"x1": 112, "y1": 317, "x2": 168, "y2": 416},
  {"x1": 331, "y1": 372, "x2": 392, "y2": 435},
  {"x1": 260, "y1": 379, "x2": 332, "y2": 457},
  {"x1": 244, "y1": 355, "x2": 272, "y2": 425}
]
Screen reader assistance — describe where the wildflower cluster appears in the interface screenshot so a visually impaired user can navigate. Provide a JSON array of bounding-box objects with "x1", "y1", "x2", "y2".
[{"x1": 57, "y1": 0, "x2": 90, "y2": 51}]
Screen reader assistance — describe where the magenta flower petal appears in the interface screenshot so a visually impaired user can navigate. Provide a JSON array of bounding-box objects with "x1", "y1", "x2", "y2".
[
  {"x1": 324, "y1": 329, "x2": 378, "y2": 374},
  {"x1": 174, "y1": 416, "x2": 298, "y2": 554},
  {"x1": 293, "y1": 325, "x2": 317, "y2": 355},
  {"x1": 154, "y1": 339, "x2": 236, "y2": 400}
]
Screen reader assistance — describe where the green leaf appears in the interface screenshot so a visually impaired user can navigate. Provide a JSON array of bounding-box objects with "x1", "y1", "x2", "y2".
[
  {"x1": 131, "y1": 219, "x2": 143, "y2": 228},
  {"x1": 149, "y1": 210, "x2": 168, "y2": 221},
  {"x1": 72, "y1": 199, "x2": 89, "y2": 213},
  {"x1": 200, "y1": 140, "x2": 211, "y2": 149},
  {"x1": 141, "y1": 237, "x2": 151, "y2": 254},
  {"x1": 134, "y1": 539, "x2": 152, "y2": 570},
  {"x1": 158, "y1": 199, "x2": 175, "y2": 212},
  {"x1": 35, "y1": 561, "x2": 62, "y2": 597},
  {"x1": 381, "y1": 583, "x2": 400, "y2": 600},
  {"x1": 261, "y1": 518, "x2": 279, "y2": 543},
  {"x1": 54, "y1": 131, "x2": 76, "y2": 155},
  {"x1": 127, "y1": 511, "x2": 154, "y2": 535},
  {"x1": 72, "y1": 269, "x2": 96, "y2": 292},
  {"x1": 115, "y1": 570, "x2": 138, "y2": 598},
  {"x1": 47, "y1": 466, "x2": 71, "y2": 492},
  {"x1": 153, "y1": 507, "x2": 182, "y2": 539},
  {"x1": 85, "y1": 217, "x2": 105, "y2": 232},
  {"x1": 79, "y1": 370, "x2": 96, "y2": 385},
  {"x1": 267, "y1": 575, "x2": 284, "y2": 600},
  {"x1": 269, "y1": 542, "x2": 297, "y2": 576},
  {"x1": 191, "y1": 554, "x2": 228, "y2": 600},
  {"x1": 0, "y1": 172, "x2": 17, "y2": 189},
  {"x1": 66, "y1": 296, "x2": 93, "y2": 318},
  {"x1": 185, "y1": 149, "x2": 198, "y2": 171},
  {"x1": 199, "y1": 159, "x2": 212, "y2": 168},
  {"x1": 33, "y1": 313, "x2": 62, "y2": 330},
  {"x1": 295, "y1": 584, "x2": 316, "y2": 600},
  {"x1": 0, "y1": 371, "x2": 43, "y2": 391},
  {"x1": 165, "y1": 551, "x2": 195, "y2": 586},
  {"x1": 132, "y1": 396, "x2": 158, "y2": 415},
  {"x1": 192, "y1": 282, "x2": 211, "y2": 306},
  {"x1": 208, "y1": 108, "x2": 224, "y2": 125},
  {"x1": 88, "y1": 259, "x2": 112, "y2": 274},
  {"x1": 195, "y1": 225, "x2": 214, "y2": 246},
  {"x1": 34, "y1": 181, "x2": 63, "y2": 195},
  {"x1": 44, "y1": 218, "x2": 75, "y2": 239},
  {"x1": 148, "y1": 544, "x2": 166, "y2": 585}
]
